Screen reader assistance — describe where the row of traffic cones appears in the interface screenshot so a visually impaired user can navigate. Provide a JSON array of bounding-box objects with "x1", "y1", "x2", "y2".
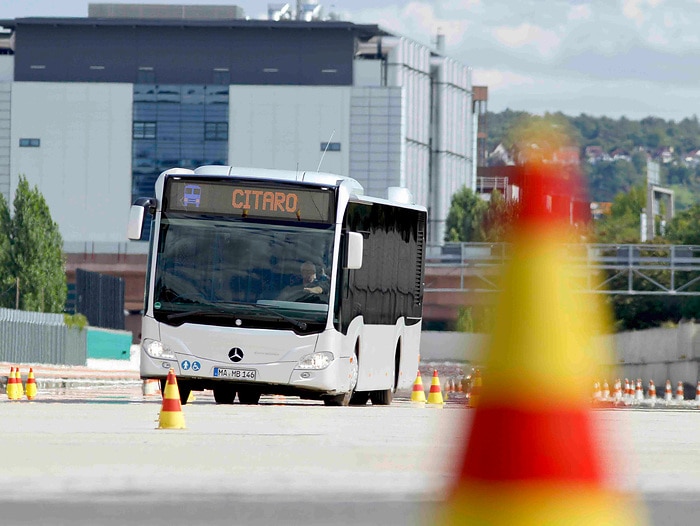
[
  {"x1": 411, "y1": 370, "x2": 444, "y2": 406},
  {"x1": 593, "y1": 378, "x2": 700, "y2": 407},
  {"x1": 411, "y1": 369, "x2": 484, "y2": 408},
  {"x1": 5, "y1": 366, "x2": 37, "y2": 400}
]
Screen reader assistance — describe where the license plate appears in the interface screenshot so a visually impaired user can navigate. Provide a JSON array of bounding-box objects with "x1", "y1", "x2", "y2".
[{"x1": 213, "y1": 367, "x2": 257, "y2": 380}]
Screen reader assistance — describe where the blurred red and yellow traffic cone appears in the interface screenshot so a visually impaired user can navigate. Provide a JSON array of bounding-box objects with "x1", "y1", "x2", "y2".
[
  {"x1": 15, "y1": 368, "x2": 24, "y2": 399},
  {"x1": 25, "y1": 368, "x2": 37, "y2": 400},
  {"x1": 410, "y1": 371, "x2": 426, "y2": 404},
  {"x1": 158, "y1": 369, "x2": 186, "y2": 429},
  {"x1": 440, "y1": 160, "x2": 646, "y2": 524},
  {"x1": 426, "y1": 370, "x2": 444, "y2": 407}
]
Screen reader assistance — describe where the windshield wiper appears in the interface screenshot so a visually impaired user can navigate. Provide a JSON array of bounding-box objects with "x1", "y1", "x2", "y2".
[{"x1": 165, "y1": 300, "x2": 307, "y2": 330}]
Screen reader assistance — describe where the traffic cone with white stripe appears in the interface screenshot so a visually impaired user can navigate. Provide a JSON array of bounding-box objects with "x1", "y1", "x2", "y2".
[
  {"x1": 695, "y1": 381, "x2": 700, "y2": 406},
  {"x1": 426, "y1": 370, "x2": 444, "y2": 407},
  {"x1": 439, "y1": 159, "x2": 645, "y2": 523},
  {"x1": 602, "y1": 380, "x2": 610, "y2": 400},
  {"x1": 648, "y1": 380, "x2": 656, "y2": 407},
  {"x1": 664, "y1": 380, "x2": 673, "y2": 404},
  {"x1": 676, "y1": 381, "x2": 684, "y2": 403},
  {"x1": 410, "y1": 371, "x2": 426, "y2": 404},
  {"x1": 592, "y1": 381, "x2": 601, "y2": 402},
  {"x1": 634, "y1": 379, "x2": 644, "y2": 404},
  {"x1": 25, "y1": 368, "x2": 37, "y2": 400},
  {"x1": 613, "y1": 378, "x2": 622, "y2": 404},
  {"x1": 158, "y1": 368, "x2": 186, "y2": 429}
]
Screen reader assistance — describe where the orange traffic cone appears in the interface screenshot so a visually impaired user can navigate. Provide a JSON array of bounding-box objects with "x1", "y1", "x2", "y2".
[
  {"x1": 696, "y1": 381, "x2": 700, "y2": 404},
  {"x1": 427, "y1": 370, "x2": 444, "y2": 407},
  {"x1": 602, "y1": 380, "x2": 610, "y2": 400},
  {"x1": 15, "y1": 368, "x2": 24, "y2": 399},
  {"x1": 612, "y1": 378, "x2": 622, "y2": 404},
  {"x1": 6, "y1": 366, "x2": 17, "y2": 400},
  {"x1": 25, "y1": 368, "x2": 37, "y2": 400},
  {"x1": 439, "y1": 160, "x2": 645, "y2": 523},
  {"x1": 158, "y1": 369, "x2": 186, "y2": 429},
  {"x1": 648, "y1": 380, "x2": 656, "y2": 401},
  {"x1": 664, "y1": 380, "x2": 673, "y2": 403},
  {"x1": 410, "y1": 371, "x2": 426, "y2": 404},
  {"x1": 676, "y1": 381, "x2": 684, "y2": 403}
]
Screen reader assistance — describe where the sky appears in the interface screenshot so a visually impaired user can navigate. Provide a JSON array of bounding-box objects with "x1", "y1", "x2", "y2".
[{"x1": 4, "y1": 0, "x2": 700, "y2": 121}]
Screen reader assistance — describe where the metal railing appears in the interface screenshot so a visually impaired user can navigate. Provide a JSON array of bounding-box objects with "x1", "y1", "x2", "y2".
[{"x1": 425, "y1": 243, "x2": 700, "y2": 295}]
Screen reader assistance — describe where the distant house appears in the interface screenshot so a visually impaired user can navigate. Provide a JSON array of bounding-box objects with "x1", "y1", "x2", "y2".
[
  {"x1": 655, "y1": 146, "x2": 675, "y2": 164},
  {"x1": 610, "y1": 148, "x2": 631, "y2": 161},
  {"x1": 584, "y1": 145, "x2": 611, "y2": 164},
  {"x1": 683, "y1": 149, "x2": 700, "y2": 166},
  {"x1": 553, "y1": 146, "x2": 580, "y2": 165}
]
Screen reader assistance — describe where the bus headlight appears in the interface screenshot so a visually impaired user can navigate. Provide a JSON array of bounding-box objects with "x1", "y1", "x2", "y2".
[
  {"x1": 295, "y1": 351, "x2": 334, "y2": 370},
  {"x1": 142, "y1": 338, "x2": 176, "y2": 360}
]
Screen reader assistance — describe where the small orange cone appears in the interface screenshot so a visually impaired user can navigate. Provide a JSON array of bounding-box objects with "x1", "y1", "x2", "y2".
[
  {"x1": 6, "y1": 366, "x2": 17, "y2": 400},
  {"x1": 613, "y1": 378, "x2": 622, "y2": 404},
  {"x1": 410, "y1": 371, "x2": 426, "y2": 404},
  {"x1": 676, "y1": 381, "x2": 684, "y2": 403},
  {"x1": 695, "y1": 381, "x2": 700, "y2": 404},
  {"x1": 602, "y1": 380, "x2": 610, "y2": 400},
  {"x1": 25, "y1": 368, "x2": 37, "y2": 400},
  {"x1": 427, "y1": 370, "x2": 444, "y2": 407},
  {"x1": 15, "y1": 368, "x2": 24, "y2": 399},
  {"x1": 158, "y1": 369, "x2": 186, "y2": 429},
  {"x1": 664, "y1": 380, "x2": 673, "y2": 403},
  {"x1": 648, "y1": 380, "x2": 656, "y2": 402}
]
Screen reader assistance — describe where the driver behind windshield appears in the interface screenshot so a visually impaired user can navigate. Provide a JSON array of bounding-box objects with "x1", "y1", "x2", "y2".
[{"x1": 277, "y1": 261, "x2": 329, "y2": 301}]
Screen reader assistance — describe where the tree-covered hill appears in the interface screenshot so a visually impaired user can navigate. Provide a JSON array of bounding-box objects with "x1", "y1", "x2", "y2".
[{"x1": 485, "y1": 110, "x2": 700, "y2": 208}]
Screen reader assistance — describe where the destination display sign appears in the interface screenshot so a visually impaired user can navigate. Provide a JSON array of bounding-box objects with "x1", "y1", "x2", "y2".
[{"x1": 165, "y1": 178, "x2": 334, "y2": 223}]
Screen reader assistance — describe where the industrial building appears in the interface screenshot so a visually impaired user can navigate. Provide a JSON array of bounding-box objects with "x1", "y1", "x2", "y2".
[{"x1": 0, "y1": 3, "x2": 483, "y2": 333}]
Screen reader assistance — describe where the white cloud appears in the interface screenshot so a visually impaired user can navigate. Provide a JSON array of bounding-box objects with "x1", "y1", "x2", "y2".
[
  {"x1": 350, "y1": 2, "x2": 470, "y2": 49},
  {"x1": 492, "y1": 23, "x2": 562, "y2": 59},
  {"x1": 567, "y1": 4, "x2": 592, "y2": 21},
  {"x1": 472, "y1": 68, "x2": 535, "y2": 89}
]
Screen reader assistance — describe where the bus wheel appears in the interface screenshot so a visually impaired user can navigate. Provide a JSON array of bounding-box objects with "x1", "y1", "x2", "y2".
[
  {"x1": 238, "y1": 389, "x2": 261, "y2": 405},
  {"x1": 323, "y1": 391, "x2": 351, "y2": 406},
  {"x1": 370, "y1": 389, "x2": 393, "y2": 406},
  {"x1": 349, "y1": 391, "x2": 369, "y2": 405},
  {"x1": 178, "y1": 382, "x2": 193, "y2": 405},
  {"x1": 213, "y1": 385, "x2": 236, "y2": 404}
]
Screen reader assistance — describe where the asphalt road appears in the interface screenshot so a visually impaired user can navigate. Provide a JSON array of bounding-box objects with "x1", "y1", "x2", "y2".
[{"x1": 0, "y1": 387, "x2": 698, "y2": 525}]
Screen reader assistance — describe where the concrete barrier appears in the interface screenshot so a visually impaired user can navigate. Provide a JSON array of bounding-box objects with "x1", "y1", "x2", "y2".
[{"x1": 421, "y1": 322, "x2": 700, "y2": 388}]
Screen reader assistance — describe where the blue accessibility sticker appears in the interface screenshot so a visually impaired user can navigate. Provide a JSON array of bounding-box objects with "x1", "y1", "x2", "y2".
[
  {"x1": 181, "y1": 360, "x2": 191, "y2": 371},
  {"x1": 192, "y1": 361, "x2": 201, "y2": 371}
]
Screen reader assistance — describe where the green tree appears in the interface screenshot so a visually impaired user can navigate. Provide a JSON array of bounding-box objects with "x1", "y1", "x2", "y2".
[
  {"x1": 444, "y1": 187, "x2": 488, "y2": 242},
  {"x1": 0, "y1": 193, "x2": 12, "y2": 306},
  {"x1": 667, "y1": 203, "x2": 700, "y2": 245},
  {"x1": 0, "y1": 176, "x2": 66, "y2": 311},
  {"x1": 594, "y1": 185, "x2": 646, "y2": 243}
]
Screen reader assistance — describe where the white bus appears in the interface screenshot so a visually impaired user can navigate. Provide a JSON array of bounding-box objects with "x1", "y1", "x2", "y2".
[{"x1": 128, "y1": 166, "x2": 427, "y2": 406}]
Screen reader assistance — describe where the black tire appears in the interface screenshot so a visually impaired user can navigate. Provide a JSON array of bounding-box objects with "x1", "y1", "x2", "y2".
[
  {"x1": 213, "y1": 385, "x2": 236, "y2": 404},
  {"x1": 349, "y1": 391, "x2": 369, "y2": 406},
  {"x1": 238, "y1": 388, "x2": 261, "y2": 405},
  {"x1": 370, "y1": 389, "x2": 393, "y2": 406},
  {"x1": 178, "y1": 383, "x2": 192, "y2": 405},
  {"x1": 323, "y1": 391, "x2": 352, "y2": 406}
]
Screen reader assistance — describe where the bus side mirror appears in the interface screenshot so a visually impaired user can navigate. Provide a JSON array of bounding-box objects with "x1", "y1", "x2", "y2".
[
  {"x1": 345, "y1": 232, "x2": 363, "y2": 270},
  {"x1": 127, "y1": 198, "x2": 157, "y2": 240}
]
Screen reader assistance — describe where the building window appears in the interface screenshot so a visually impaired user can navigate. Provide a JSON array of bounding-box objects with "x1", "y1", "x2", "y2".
[
  {"x1": 19, "y1": 138, "x2": 40, "y2": 147},
  {"x1": 133, "y1": 122, "x2": 156, "y2": 139},
  {"x1": 205, "y1": 122, "x2": 228, "y2": 141},
  {"x1": 321, "y1": 142, "x2": 341, "y2": 152}
]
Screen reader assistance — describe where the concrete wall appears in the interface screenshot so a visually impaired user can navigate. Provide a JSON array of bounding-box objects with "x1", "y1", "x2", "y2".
[
  {"x1": 421, "y1": 324, "x2": 700, "y2": 387},
  {"x1": 10, "y1": 82, "x2": 133, "y2": 243},
  {"x1": 229, "y1": 85, "x2": 351, "y2": 176}
]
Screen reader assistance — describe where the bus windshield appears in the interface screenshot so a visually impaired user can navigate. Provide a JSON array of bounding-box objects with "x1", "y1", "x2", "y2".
[{"x1": 152, "y1": 216, "x2": 335, "y2": 332}]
